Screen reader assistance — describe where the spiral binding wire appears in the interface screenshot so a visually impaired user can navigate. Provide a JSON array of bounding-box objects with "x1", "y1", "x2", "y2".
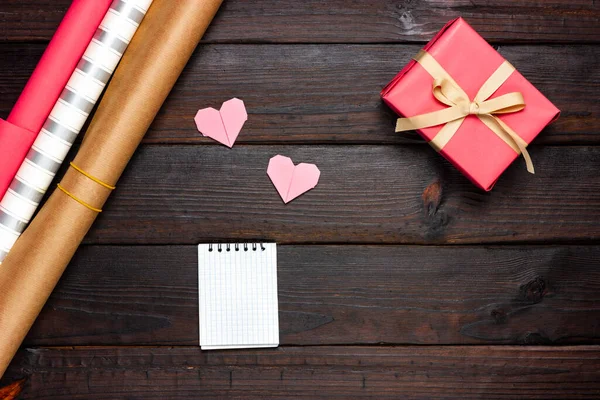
[{"x1": 208, "y1": 242, "x2": 267, "y2": 252}]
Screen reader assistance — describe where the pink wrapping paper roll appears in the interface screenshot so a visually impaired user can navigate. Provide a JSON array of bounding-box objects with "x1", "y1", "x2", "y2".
[{"x1": 0, "y1": 0, "x2": 113, "y2": 198}]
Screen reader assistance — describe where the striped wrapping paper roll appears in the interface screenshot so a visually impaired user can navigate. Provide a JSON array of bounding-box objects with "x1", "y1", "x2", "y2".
[
  {"x1": 0, "y1": 0, "x2": 153, "y2": 264},
  {"x1": 0, "y1": 0, "x2": 112, "y2": 204}
]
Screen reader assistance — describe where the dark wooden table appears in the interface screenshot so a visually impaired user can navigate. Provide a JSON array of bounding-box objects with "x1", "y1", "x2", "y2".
[{"x1": 1, "y1": 1, "x2": 599, "y2": 398}]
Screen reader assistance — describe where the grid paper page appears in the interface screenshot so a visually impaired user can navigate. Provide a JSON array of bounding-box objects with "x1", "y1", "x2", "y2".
[{"x1": 198, "y1": 243, "x2": 279, "y2": 350}]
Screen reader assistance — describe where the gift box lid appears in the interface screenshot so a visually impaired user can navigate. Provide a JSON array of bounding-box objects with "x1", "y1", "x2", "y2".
[{"x1": 381, "y1": 18, "x2": 560, "y2": 191}]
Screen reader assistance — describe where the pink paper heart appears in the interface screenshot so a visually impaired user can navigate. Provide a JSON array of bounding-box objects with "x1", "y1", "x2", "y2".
[
  {"x1": 194, "y1": 98, "x2": 247, "y2": 148},
  {"x1": 267, "y1": 155, "x2": 320, "y2": 203}
]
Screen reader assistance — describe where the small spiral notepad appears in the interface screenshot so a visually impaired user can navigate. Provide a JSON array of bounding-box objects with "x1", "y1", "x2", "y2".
[{"x1": 198, "y1": 242, "x2": 279, "y2": 350}]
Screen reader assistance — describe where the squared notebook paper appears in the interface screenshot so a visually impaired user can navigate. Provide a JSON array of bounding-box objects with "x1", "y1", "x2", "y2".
[{"x1": 198, "y1": 243, "x2": 279, "y2": 350}]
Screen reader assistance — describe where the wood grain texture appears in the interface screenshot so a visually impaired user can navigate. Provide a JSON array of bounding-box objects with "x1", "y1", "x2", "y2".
[
  {"x1": 0, "y1": 43, "x2": 597, "y2": 145},
  {"x1": 1, "y1": 0, "x2": 599, "y2": 395},
  {"x1": 21, "y1": 245, "x2": 600, "y2": 346},
  {"x1": 5, "y1": 346, "x2": 600, "y2": 399},
  {"x1": 74, "y1": 145, "x2": 600, "y2": 245},
  {"x1": 1, "y1": 1, "x2": 599, "y2": 43}
]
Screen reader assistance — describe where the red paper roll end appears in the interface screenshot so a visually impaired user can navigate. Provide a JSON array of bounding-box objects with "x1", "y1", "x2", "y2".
[{"x1": 0, "y1": 119, "x2": 37, "y2": 199}]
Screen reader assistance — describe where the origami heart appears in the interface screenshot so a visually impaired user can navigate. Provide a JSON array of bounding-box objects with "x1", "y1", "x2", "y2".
[
  {"x1": 194, "y1": 98, "x2": 247, "y2": 148},
  {"x1": 267, "y1": 155, "x2": 320, "y2": 204}
]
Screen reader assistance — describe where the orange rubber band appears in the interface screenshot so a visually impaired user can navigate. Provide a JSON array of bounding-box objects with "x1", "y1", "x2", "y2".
[
  {"x1": 70, "y1": 162, "x2": 116, "y2": 190},
  {"x1": 56, "y1": 184, "x2": 103, "y2": 213}
]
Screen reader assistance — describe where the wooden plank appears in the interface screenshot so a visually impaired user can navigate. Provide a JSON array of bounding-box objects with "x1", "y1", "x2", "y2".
[
  {"x1": 1, "y1": 1, "x2": 599, "y2": 43},
  {"x1": 4, "y1": 346, "x2": 600, "y2": 399},
  {"x1": 23, "y1": 245, "x2": 600, "y2": 346},
  {"x1": 1, "y1": 43, "x2": 598, "y2": 144},
  {"x1": 76, "y1": 145, "x2": 600, "y2": 245}
]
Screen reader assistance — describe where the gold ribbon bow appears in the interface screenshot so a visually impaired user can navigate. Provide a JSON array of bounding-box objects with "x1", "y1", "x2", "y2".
[{"x1": 395, "y1": 50, "x2": 534, "y2": 174}]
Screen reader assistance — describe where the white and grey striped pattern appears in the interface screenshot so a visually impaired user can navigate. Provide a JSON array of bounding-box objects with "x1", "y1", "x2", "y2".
[{"x1": 0, "y1": 0, "x2": 153, "y2": 264}]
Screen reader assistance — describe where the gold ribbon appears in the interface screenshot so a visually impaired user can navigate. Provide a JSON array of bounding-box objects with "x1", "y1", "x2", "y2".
[{"x1": 395, "y1": 50, "x2": 534, "y2": 174}]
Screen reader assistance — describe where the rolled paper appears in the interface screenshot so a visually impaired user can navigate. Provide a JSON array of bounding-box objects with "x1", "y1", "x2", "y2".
[
  {"x1": 0, "y1": 0, "x2": 224, "y2": 378},
  {"x1": 0, "y1": 0, "x2": 154, "y2": 265},
  {"x1": 0, "y1": 0, "x2": 113, "y2": 199}
]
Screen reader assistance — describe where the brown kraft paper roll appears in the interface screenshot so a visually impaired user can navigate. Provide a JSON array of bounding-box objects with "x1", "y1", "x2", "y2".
[{"x1": 0, "y1": 0, "x2": 223, "y2": 377}]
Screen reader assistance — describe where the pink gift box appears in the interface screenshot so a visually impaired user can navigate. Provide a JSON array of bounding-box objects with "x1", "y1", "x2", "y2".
[{"x1": 381, "y1": 17, "x2": 560, "y2": 191}]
